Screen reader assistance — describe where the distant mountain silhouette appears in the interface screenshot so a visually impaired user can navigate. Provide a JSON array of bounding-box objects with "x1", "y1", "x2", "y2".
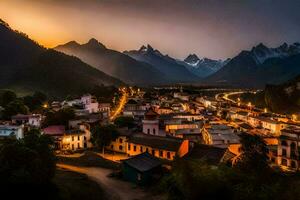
[
  {"x1": 178, "y1": 54, "x2": 228, "y2": 78},
  {"x1": 55, "y1": 40, "x2": 167, "y2": 85},
  {"x1": 0, "y1": 19, "x2": 122, "y2": 97},
  {"x1": 124, "y1": 45, "x2": 199, "y2": 82},
  {"x1": 205, "y1": 43, "x2": 300, "y2": 88}
]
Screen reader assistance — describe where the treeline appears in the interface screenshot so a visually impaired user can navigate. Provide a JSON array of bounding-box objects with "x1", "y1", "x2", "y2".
[{"x1": 0, "y1": 90, "x2": 47, "y2": 120}]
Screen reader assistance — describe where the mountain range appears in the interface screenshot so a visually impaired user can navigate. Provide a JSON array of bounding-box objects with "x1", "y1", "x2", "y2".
[
  {"x1": 0, "y1": 19, "x2": 122, "y2": 97},
  {"x1": 205, "y1": 43, "x2": 300, "y2": 88},
  {"x1": 179, "y1": 54, "x2": 229, "y2": 78},
  {"x1": 124, "y1": 45, "x2": 199, "y2": 82},
  {"x1": 55, "y1": 40, "x2": 168, "y2": 85},
  {"x1": 1, "y1": 18, "x2": 300, "y2": 92}
]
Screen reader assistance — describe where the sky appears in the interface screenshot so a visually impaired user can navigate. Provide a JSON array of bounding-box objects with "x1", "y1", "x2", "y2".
[{"x1": 0, "y1": 0, "x2": 300, "y2": 59}]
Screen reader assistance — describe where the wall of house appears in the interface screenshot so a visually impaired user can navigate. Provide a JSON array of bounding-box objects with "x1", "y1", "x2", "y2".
[
  {"x1": 177, "y1": 139, "x2": 189, "y2": 157},
  {"x1": 107, "y1": 136, "x2": 128, "y2": 153},
  {"x1": 126, "y1": 143, "x2": 176, "y2": 160},
  {"x1": 142, "y1": 120, "x2": 159, "y2": 135}
]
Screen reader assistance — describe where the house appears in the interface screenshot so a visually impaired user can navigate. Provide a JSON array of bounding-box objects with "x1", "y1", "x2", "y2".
[
  {"x1": 107, "y1": 128, "x2": 133, "y2": 153},
  {"x1": 258, "y1": 117, "x2": 286, "y2": 135},
  {"x1": 122, "y1": 152, "x2": 162, "y2": 185},
  {"x1": 173, "y1": 128, "x2": 203, "y2": 142},
  {"x1": 127, "y1": 133, "x2": 189, "y2": 160},
  {"x1": 99, "y1": 103, "x2": 111, "y2": 118},
  {"x1": 0, "y1": 125, "x2": 24, "y2": 139},
  {"x1": 81, "y1": 94, "x2": 99, "y2": 113},
  {"x1": 43, "y1": 124, "x2": 92, "y2": 151},
  {"x1": 201, "y1": 124, "x2": 240, "y2": 148},
  {"x1": 51, "y1": 101, "x2": 61, "y2": 111},
  {"x1": 60, "y1": 125, "x2": 92, "y2": 151},
  {"x1": 11, "y1": 114, "x2": 42, "y2": 127},
  {"x1": 277, "y1": 125, "x2": 300, "y2": 171},
  {"x1": 142, "y1": 108, "x2": 160, "y2": 136},
  {"x1": 173, "y1": 113, "x2": 204, "y2": 122},
  {"x1": 165, "y1": 123, "x2": 200, "y2": 135}
]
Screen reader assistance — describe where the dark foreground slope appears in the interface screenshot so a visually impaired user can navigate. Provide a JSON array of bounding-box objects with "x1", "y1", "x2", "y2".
[{"x1": 0, "y1": 19, "x2": 122, "y2": 97}]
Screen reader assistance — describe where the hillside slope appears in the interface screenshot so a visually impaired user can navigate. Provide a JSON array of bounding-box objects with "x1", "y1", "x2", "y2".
[
  {"x1": 0, "y1": 19, "x2": 122, "y2": 97},
  {"x1": 55, "y1": 40, "x2": 167, "y2": 85}
]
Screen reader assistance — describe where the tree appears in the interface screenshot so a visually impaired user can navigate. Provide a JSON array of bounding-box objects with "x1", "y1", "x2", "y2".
[
  {"x1": 2, "y1": 100, "x2": 29, "y2": 119},
  {"x1": 0, "y1": 129, "x2": 55, "y2": 184},
  {"x1": 235, "y1": 133, "x2": 270, "y2": 175},
  {"x1": 0, "y1": 90, "x2": 17, "y2": 107},
  {"x1": 23, "y1": 91, "x2": 47, "y2": 111},
  {"x1": 91, "y1": 125, "x2": 119, "y2": 154},
  {"x1": 114, "y1": 116, "x2": 134, "y2": 128},
  {"x1": 43, "y1": 107, "x2": 75, "y2": 127}
]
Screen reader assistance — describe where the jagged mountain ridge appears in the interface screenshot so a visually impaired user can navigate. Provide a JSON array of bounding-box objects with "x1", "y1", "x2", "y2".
[
  {"x1": 55, "y1": 40, "x2": 167, "y2": 85},
  {"x1": 179, "y1": 54, "x2": 229, "y2": 78},
  {"x1": 124, "y1": 45, "x2": 200, "y2": 82},
  {"x1": 205, "y1": 43, "x2": 300, "y2": 88}
]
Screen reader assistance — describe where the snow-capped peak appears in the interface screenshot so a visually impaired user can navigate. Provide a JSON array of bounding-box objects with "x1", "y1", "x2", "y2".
[{"x1": 251, "y1": 42, "x2": 300, "y2": 64}]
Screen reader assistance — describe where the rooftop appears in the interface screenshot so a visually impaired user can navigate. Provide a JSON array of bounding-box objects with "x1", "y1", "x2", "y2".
[
  {"x1": 122, "y1": 152, "x2": 161, "y2": 172},
  {"x1": 128, "y1": 133, "x2": 183, "y2": 152},
  {"x1": 185, "y1": 144, "x2": 233, "y2": 165},
  {"x1": 43, "y1": 125, "x2": 65, "y2": 136}
]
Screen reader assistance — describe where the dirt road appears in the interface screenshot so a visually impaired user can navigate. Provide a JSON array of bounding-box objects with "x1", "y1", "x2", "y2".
[{"x1": 57, "y1": 164, "x2": 160, "y2": 200}]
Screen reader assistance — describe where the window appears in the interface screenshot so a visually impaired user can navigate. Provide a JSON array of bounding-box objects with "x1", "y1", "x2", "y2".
[
  {"x1": 72, "y1": 144, "x2": 74, "y2": 150},
  {"x1": 119, "y1": 138, "x2": 123, "y2": 143},
  {"x1": 128, "y1": 144, "x2": 131, "y2": 150},
  {"x1": 119, "y1": 145, "x2": 123, "y2": 151},
  {"x1": 281, "y1": 140, "x2": 288, "y2": 146},
  {"x1": 140, "y1": 146, "x2": 143, "y2": 152},
  {"x1": 152, "y1": 150, "x2": 155, "y2": 155},
  {"x1": 133, "y1": 145, "x2": 137, "y2": 152},
  {"x1": 78, "y1": 136, "x2": 80, "y2": 141},
  {"x1": 167, "y1": 152, "x2": 171, "y2": 159},
  {"x1": 72, "y1": 136, "x2": 74, "y2": 141},
  {"x1": 84, "y1": 136, "x2": 87, "y2": 141},
  {"x1": 147, "y1": 129, "x2": 150, "y2": 134},
  {"x1": 159, "y1": 150, "x2": 163, "y2": 157},
  {"x1": 282, "y1": 149, "x2": 287, "y2": 156},
  {"x1": 153, "y1": 128, "x2": 156, "y2": 135}
]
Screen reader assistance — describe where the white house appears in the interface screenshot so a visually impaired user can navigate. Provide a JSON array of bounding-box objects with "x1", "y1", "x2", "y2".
[
  {"x1": 0, "y1": 125, "x2": 24, "y2": 139},
  {"x1": 81, "y1": 94, "x2": 99, "y2": 113}
]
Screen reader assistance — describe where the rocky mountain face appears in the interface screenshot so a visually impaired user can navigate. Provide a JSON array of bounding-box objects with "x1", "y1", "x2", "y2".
[
  {"x1": 205, "y1": 43, "x2": 300, "y2": 88},
  {"x1": 124, "y1": 45, "x2": 200, "y2": 83},
  {"x1": 55, "y1": 40, "x2": 167, "y2": 85},
  {"x1": 0, "y1": 19, "x2": 122, "y2": 97},
  {"x1": 180, "y1": 54, "x2": 228, "y2": 78}
]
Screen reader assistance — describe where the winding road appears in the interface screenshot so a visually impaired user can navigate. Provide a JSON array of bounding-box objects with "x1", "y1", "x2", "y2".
[
  {"x1": 110, "y1": 88, "x2": 128, "y2": 121},
  {"x1": 57, "y1": 164, "x2": 160, "y2": 200}
]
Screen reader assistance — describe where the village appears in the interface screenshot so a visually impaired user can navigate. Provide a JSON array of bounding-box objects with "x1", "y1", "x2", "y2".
[{"x1": 1, "y1": 85, "x2": 299, "y2": 193}]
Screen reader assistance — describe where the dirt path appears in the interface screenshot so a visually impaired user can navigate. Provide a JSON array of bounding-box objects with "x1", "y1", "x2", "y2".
[{"x1": 57, "y1": 164, "x2": 156, "y2": 200}]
